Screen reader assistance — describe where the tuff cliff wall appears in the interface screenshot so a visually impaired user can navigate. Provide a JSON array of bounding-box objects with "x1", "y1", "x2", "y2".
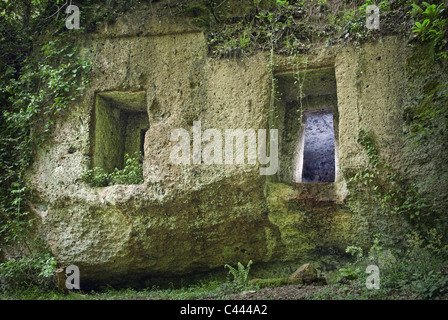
[{"x1": 20, "y1": 3, "x2": 447, "y2": 288}]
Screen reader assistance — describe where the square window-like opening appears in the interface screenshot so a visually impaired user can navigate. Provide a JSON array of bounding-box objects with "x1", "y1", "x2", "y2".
[
  {"x1": 276, "y1": 67, "x2": 339, "y2": 184},
  {"x1": 91, "y1": 91, "x2": 148, "y2": 174}
]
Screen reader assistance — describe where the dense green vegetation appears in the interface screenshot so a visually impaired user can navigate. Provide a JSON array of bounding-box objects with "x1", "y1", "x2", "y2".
[
  {"x1": 1, "y1": 0, "x2": 93, "y2": 291},
  {"x1": 205, "y1": 0, "x2": 447, "y2": 58},
  {"x1": 1, "y1": 0, "x2": 447, "y2": 299},
  {"x1": 0, "y1": 0, "x2": 158, "y2": 291},
  {"x1": 0, "y1": 0, "x2": 155, "y2": 292},
  {"x1": 309, "y1": 230, "x2": 448, "y2": 300},
  {"x1": 82, "y1": 152, "x2": 144, "y2": 187}
]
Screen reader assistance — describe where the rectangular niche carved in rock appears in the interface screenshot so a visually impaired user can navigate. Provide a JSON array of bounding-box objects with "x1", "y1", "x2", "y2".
[
  {"x1": 276, "y1": 67, "x2": 339, "y2": 184},
  {"x1": 92, "y1": 91, "x2": 148, "y2": 173}
]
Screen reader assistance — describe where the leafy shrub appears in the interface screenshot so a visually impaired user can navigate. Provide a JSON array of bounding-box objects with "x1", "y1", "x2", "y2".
[
  {"x1": 83, "y1": 152, "x2": 143, "y2": 187},
  {"x1": 397, "y1": 229, "x2": 448, "y2": 299},
  {"x1": 325, "y1": 230, "x2": 448, "y2": 299},
  {"x1": 109, "y1": 152, "x2": 144, "y2": 185},
  {"x1": 411, "y1": 1, "x2": 447, "y2": 60},
  {"x1": 82, "y1": 166, "x2": 109, "y2": 187},
  {"x1": 336, "y1": 267, "x2": 365, "y2": 282},
  {"x1": 0, "y1": 239, "x2": 57, "y2": 291},
  {"x1": 346, "y1": 245, "x2": 364, "y2": 262}
]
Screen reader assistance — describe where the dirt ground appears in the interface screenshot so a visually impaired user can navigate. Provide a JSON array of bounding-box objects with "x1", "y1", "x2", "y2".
[{"x1": 221, "y1": 284, "x2": 331, "y2": 300}]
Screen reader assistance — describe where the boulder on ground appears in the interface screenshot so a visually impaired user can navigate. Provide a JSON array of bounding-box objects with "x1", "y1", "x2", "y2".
[{"x1": 289, "y1": 264, "x2": 318, "y2": 284}]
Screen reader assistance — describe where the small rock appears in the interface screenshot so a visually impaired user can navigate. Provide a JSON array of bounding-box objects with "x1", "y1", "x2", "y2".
[
  {"x1": 241, "y1": 290, "x2": 256, "y2": 295},
  {"x1": 289, "y1": 263, "x2": 318, "y2": 284}
]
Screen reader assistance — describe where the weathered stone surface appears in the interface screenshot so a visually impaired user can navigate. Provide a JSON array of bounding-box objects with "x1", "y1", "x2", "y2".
[{"x1": 4, "y1": 3, "x2": 444, "y2": 289}]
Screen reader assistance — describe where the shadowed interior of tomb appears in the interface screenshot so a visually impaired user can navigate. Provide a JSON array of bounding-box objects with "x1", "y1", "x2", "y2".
[
  {"x1": 92, "y1": 91, "x2": 148, "y2": 173},
  {"x1": 276, "y1": 67, "x2": 339, "y2": 184},
  {"x1": 301, "y1": 108, "x2": 335, "y2": 183}
]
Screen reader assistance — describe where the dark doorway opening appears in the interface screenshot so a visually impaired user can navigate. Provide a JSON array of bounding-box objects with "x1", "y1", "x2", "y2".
[{"x1": 301, "y1": 108, "x2": 335, "y2": 183}]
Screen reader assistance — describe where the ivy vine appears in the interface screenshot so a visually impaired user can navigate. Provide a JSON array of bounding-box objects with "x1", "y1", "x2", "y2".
[
  {"x1": 350, "y1": 129, "x2": 436, "y2": 229},
  {"x1": 0, "y1": 1, "x2": 96, "y2": 288}
]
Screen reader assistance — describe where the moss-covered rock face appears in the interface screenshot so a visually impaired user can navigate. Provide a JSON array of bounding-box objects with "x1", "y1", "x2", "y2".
[
  {"x1": 265, "y1": 182, "x2": 355, "y2": 260},
  {"x1": 14, "y1": 2, "x2": 447, "y2": 288},
  {"x1": 401, "y1": 45, "x2": 448, "y2": 221}
]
